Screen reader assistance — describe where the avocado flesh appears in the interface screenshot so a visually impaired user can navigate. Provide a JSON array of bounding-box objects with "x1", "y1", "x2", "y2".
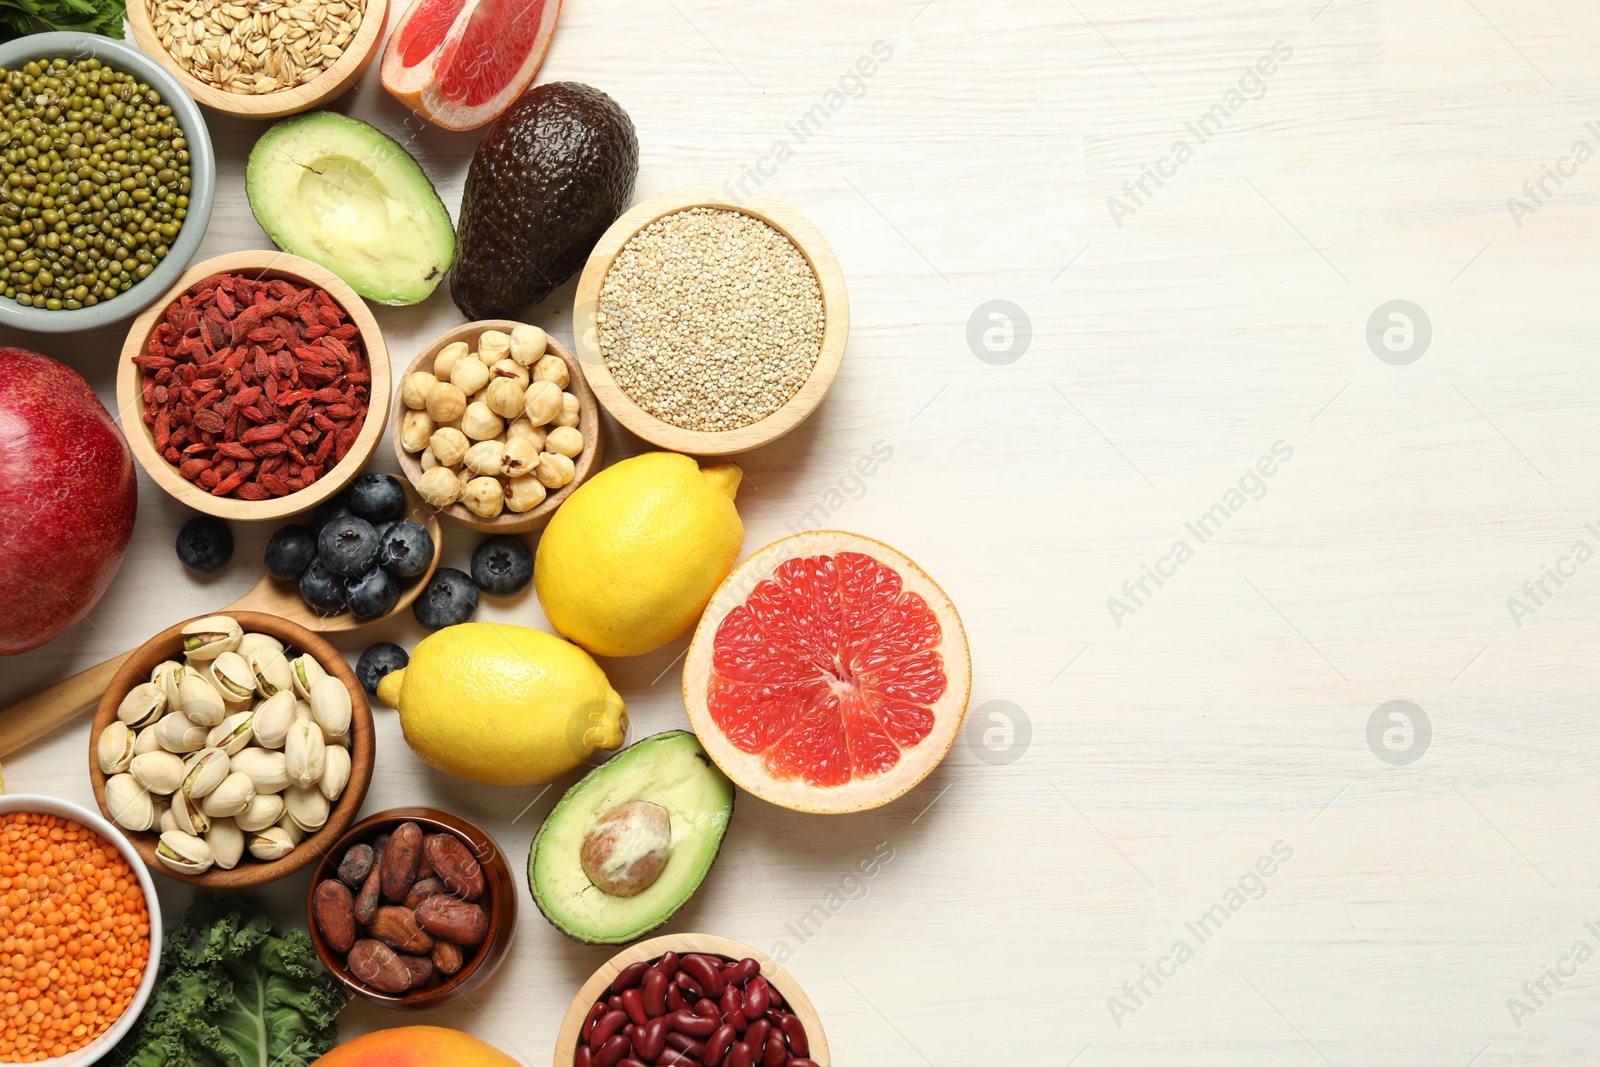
[
  {"x1": 531, "y1": 731, "x2": 733, "y2": 945},
  {"x1": 247, "y1": 112, "x2": 456, "y2": 306}
]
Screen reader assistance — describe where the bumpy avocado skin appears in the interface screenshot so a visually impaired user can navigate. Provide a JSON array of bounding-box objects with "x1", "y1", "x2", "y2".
[{"x1": 450, "y1": 82, "x2": 639, "y2": 320}]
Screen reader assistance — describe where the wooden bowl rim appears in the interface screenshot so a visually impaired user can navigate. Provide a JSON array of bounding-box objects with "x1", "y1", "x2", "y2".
[
  {"x1": 87, "y1": 610, "x2": 376, "y2": 889},
  {"x1": 389, "y1": 320, "x2": 603, "y2": 533},
  {"x1": 572, "y1": 184, "x2": 849, "y2": 457},
  {"x1": 116, "y1": 249, "x2": 392, "y2": 523},
  {"x1": 551, "y1": 932, "x2": 831, "y2": 1067},
  {"x1": 124, "y1": 0, "x2": 388, "y2": 119},
  {"x1": 305, "y1": 806, "x2": 517, "y2": 1009}
]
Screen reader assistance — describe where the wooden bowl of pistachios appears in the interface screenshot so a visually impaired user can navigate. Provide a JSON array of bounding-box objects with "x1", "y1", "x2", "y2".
[{"x1": 87, "y1": 610, "x2": 375, "y2": 888}]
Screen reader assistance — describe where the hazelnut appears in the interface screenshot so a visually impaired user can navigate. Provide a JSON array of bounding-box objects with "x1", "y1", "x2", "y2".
[
  {"x1": 461, "y1": 476, "x2": 504, "y2": 518},
  {"x1": 425, "y1": 381, "x2": 467, "y2": 423},
  {"x1": 509, "y1": 324, "x2": 546, "y2": 366},
  {"x1": 399, "y1": 409, "x2": 434, "y2": 453},
  {"x1": 428, "y1": 427, "x2": 470, "y2": 467},
  {"x1": 450, "y1": 356, "x2": 491, "y2": 397},
  {"x1": 553, "y1": 392, "x2": 580, "y2": 428},
  {"x1": 461, "y1": 401, "x2": 504, "y2": 441},
  {"x1": 416, "y1": 466, "x2": 462, "y2": 508},
  {"x1": 504, "y1": 475, "x2": 547, "y2": 513},
  {"x1": 432, "y1": 341, "x2": 469, "y2": 380},
  {"x1": 523, "y1": 380, "x2": 562, "y2": 425},
  {"x1": 486, "y1": 377, "x2": 526, "y2": 420},
  {"x1": 532, "y1": 353, "x2": 569, "y2": 389},
  {"x1": 401, "y1": 371, "x2": 436, "y2": 410},
  {"x1": 544, "y1": 425, "x2": 582, "y2": 458}
]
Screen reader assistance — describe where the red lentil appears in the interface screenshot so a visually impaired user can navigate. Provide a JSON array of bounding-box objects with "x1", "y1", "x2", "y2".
[
  {"x1": 134, "y1": 272, "x2": 370, "y2": 500},
  {"x1": 0, "y1": 812, "x2": 150, "y2": 1062}
]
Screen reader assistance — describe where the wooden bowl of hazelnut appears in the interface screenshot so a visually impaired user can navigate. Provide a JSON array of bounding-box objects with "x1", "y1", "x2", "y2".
[{"x1": 390, "y1": 321, "x2": 603, "y2": 533}]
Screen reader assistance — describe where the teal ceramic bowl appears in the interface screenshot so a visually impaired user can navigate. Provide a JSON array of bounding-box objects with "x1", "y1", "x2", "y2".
[{"x1": 0, "y1": 32, "x2": 214, "y2": 334}]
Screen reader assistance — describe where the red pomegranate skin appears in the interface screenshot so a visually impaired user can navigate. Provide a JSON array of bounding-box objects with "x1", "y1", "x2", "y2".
[{"x1": 0, "y1": 347, "x2": 137, "y2": 655}]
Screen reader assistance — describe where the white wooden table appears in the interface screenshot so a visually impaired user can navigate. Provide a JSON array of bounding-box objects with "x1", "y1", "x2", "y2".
[{"x1": 4, "y1": 2, "x2": 1599, "y2": 1063}]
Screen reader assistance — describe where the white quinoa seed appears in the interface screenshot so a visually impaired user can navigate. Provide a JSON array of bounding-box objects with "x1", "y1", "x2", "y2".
[{"x1": 598, "y1": 207, "x2": 825, "y2": 432}]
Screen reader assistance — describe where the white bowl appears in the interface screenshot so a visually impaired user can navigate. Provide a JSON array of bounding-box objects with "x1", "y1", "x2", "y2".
[{"x1": 0, "y1": 794, "x2": 162, "y2": 1065}]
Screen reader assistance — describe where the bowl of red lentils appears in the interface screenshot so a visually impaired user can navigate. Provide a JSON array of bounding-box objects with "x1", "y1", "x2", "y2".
[
  {"x1": 114, "y1": 248, "x2": 391, "y2": 523},
  {"x1": 0, "y1": 794, "x2": 160, "y2": 1065},
  {"x1": 573, "y1": 184, "x2": 850, "y2": 457}
]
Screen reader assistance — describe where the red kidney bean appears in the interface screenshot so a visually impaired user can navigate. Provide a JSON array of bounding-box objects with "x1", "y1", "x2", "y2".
[
  {"x1": 674, "y1": 972, "x2": 704, "y2": 998},
  {"x1": 705, "y1": 1023, "x2": 736, "y2": 1067},
  {"x1": 694, "y1": 998, "x2": 721, "y2": 1020},
  {"x1": 649, "y1": 951, "x2": 680, "y2": 982},
  {"x1": 720, "y1": 987, "x2": 747, "y2": 1033},
  {"x1": 635, "y1": 1016, "x2": 669, "y2": 1061},
  {"x1": 743, "y1": 978, "x2": 769, "y2": 1020},
  {"x1": 576, "y1": 1047, "x2": 594, "y2": 1067},
  {"x1": 621, "y1": 988, "x2": 648, "y2": 1026},
  {"x1": 761, "y1": 1034, "x2": 786, "y2": 1067},
  {"x1": 610, "y1": 995, "x2": 625, "y2": 1013},
  {"x1": 670, "y1": 1010, "x2": 719, "y2": 1038},
  {"x1": 591, "y1": 1010, "x2": 629, "y2": 1050},
  {"x1": 583, "y1": 1001, "x2": 608, "y2": 1044},
  {"x1": 667, "y1": 1032, "x2": 708, "y2": 1058},
  {"x1": 743, "y1": 1019, "x2": 769, "y2": 1055},
  {"x1": 722, "y1": 958, "x2": 759, "y2": 987},
  {"x1": 765, "y1": 984, "x2": 783, "y2": 1009},
  {"x1": 613, "y1": 961, "x2": 650, "y2": 993},
  {"x1": 786, "y1": 1060, "x2": 819, "y2": 1067},
  {"x1": 658, "y1": 1050, "x2": 700, "y2": 1067},
  {"x1": 594, "y1": 1035, "x2": 631, "y2": 1067},
  {"x1": 776, "y1": 1014, "x2": 808, "y2": 1057},
  {"x1": 619, "y1": 1060, "x2": 648, "y2": 1067},
  {"x1": 681, "y1": 955, "x2": 725, "y2": 997},
  {"x1": 643, "y1": 970, "x2": 669, "y2": 1017},
  {"x1": 667, "y1": 985, "x2": 689, "y2": 1014},
  {"x1": 727, "y1": 1043, "x2": 753, "y2": 1067}
]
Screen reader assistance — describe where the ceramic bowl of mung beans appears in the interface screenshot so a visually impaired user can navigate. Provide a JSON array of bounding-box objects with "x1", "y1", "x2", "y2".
[
  {"x1": 0, "y1": 33, "x2": 215, "y2": 334},
  {"x1": 573, "y1": 184, "x2": 850, "y2": 456}
]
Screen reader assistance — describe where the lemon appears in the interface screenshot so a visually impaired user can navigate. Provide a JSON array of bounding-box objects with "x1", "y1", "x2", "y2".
[
  {"x1": 377, "y1": 622, "x2": 626, "y2": 786},
  {"x1": 534, "y1": 452, "x2": 744, "y2": 658}
]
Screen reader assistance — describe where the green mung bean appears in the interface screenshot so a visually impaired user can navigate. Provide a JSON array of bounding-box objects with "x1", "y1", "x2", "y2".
[{"x1": 0, "y1": 57, "x2": 190, "y2": 311}]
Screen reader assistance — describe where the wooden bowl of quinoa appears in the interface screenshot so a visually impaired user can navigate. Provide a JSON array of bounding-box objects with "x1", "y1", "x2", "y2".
[{"x1": 572, "y1": 184, "x2": 849, "y2": 456}]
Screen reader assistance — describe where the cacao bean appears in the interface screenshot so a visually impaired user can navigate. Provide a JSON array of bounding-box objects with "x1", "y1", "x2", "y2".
[
  {"x1": 312, "y1": 878, "x2": 356, "y2": 954},
  {"x1": 414, "y1": 894, "x2": 488, "y2": 946},
  {"x1": 425, "y1": 831, "x2": 485, "y2": 900},
  {"x1": 369, "y1": 905, "x2": 434, "y2": 954},
  {"x1": 381, "y1": 822, "x2": 423, "y2": 902}
]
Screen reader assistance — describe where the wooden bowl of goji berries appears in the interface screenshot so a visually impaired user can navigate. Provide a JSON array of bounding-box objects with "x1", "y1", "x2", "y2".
[{"x1": 116, "y1": 249, "x2": 391, "y2": 523}]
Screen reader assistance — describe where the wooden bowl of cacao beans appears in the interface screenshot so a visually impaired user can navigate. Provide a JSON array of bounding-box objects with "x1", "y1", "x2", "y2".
[{"x1": 305, "y1": 806, "x2": 516, "y2": 1010}]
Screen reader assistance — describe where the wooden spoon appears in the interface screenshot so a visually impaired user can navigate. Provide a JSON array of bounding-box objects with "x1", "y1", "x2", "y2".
[{"x1": 0, "y1": 484, "x2": 443, "y2": 757}]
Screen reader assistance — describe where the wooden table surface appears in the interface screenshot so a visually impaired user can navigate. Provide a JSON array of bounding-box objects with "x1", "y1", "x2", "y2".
[{"x1": 4, "y1": 2, "x2": 1599, "y2": 1064}]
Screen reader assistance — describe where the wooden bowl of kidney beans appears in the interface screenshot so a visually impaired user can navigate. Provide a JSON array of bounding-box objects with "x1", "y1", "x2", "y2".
[{"x1": 553, "y1": 934, "x2": 829, "y2": 1067}]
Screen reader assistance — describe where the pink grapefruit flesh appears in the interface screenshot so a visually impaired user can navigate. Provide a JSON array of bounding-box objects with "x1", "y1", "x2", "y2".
[
  {"x1": 684, "y1": 531, "x2": 970, "y2": 814},
  {"x1": 381, "y1": 0, "x2": 562, "y2": 131}
]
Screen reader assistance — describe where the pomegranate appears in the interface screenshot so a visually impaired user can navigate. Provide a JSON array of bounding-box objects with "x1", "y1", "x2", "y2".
[{"x1": 0, "y1": 347, "x2": 137, "y2": 655}]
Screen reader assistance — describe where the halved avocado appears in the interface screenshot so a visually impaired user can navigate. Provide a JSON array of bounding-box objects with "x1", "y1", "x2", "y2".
[
  {"x1": 530, "y1": 731, "x2": 733, "y2": 945},
  {"x1": 246, "y1": 112, "x2": 455, "y2": 305}
]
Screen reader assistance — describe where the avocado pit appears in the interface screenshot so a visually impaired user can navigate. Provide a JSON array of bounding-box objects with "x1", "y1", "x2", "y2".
[{"x1": 580, "y1": 800, "x2": 671, "y2": 897}]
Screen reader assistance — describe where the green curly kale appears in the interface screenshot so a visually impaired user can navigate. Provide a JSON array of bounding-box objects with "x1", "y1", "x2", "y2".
[
  {"x1": 0, "y1": 0, "x2": 125, "y2": 42},
  {"x1": 112, "y1": 895, "x2": 343, "y2": 1067}
]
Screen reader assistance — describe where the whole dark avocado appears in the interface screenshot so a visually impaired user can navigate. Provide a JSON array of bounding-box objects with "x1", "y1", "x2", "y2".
[{"x1": 450, "y1": 83, "x2": 639, "y2": 320}]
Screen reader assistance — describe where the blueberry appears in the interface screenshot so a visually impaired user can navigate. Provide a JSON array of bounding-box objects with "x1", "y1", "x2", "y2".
[
  {"x1": 264, "y1": 524, "x2": 318, "y2": 581},
  {"x1": 346, "y1": 567, "x2": 400, "y2": 620},
  {"x1": 412, "y1": 567, "x2": 477, "y2": 630},
  {"x1": 356, "y1": 642, "x2": 409, "y2": 697},
  {"x1": 299, "y1": 558, "x2": 348, "y2": 615},
  {"x1": 378, "y1": 521, "x2": 434, "y2": 580},
  {"x1": 319, "y1": 516, "x2": 380, "y2": 577},
  {"x1": 348, "y1": 473, "x2": 406, "y2": 523},
  {"x1": 313, "y1": 493, "x2": 353, "y2": 531},
  {"x1": 175, "y1": 516, "x2": 233, "y2": 575},
  {"x1": 471, "y1": 535, "x2": 533, "y2": 597}
]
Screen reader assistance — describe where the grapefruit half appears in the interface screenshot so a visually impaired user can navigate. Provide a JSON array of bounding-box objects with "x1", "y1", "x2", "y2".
[
  {"x1": 683, "y1": 531, "x2": 971, "y2": 814},
  {"x1": 380, "y1": 0, "x2": 563, "y2": 131}
]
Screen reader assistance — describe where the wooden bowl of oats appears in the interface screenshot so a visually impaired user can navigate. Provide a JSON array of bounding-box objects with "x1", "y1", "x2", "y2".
[
  {"x1": 573, "y1": 184, "x2": 850, "y2": 456},
  {"x1": 127, "y1": 0, "x2": 387, "y2": 119}
]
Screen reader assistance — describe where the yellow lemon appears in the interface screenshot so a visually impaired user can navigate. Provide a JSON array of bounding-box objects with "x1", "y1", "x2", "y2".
[
  {"x1": 534, "y1": 453, "x2": 744, "y2": 658},
  {"x1": 377, "y1": 622, "x2": 625, "y2": 786}
]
